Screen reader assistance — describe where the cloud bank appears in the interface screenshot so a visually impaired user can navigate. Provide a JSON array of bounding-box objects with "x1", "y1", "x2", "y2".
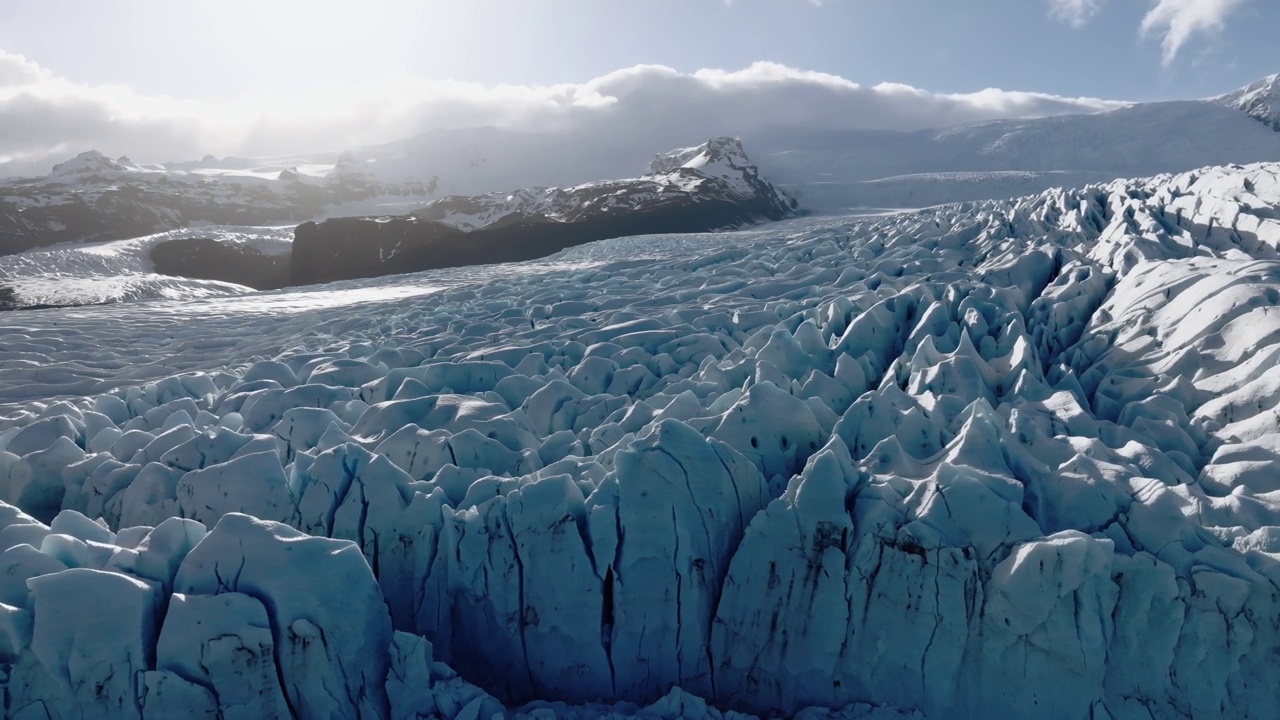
[{"x1": 0, "y1": 51, "x2": 1125, "y2": 177}]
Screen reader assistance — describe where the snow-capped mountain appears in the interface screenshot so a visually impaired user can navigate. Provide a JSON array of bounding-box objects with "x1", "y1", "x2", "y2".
[
  {"x1": 2, "y1": 159, "x2": 1280, "y2": 718},
  {"x1": 332, "y1": 75, "x2": 1280, "y2": 211},
  {"x1": 291, "y1": 137, "x2": 796, "y2": 285},
  {"x1": 644, "y1": 135, "x2": 773, "y2": 191},
  {"x1": 4, "y1": 74, "x2": 1279, "y2": 258},
  {"x1": 47, "y1": 150, "x2": 135, "y2": 177},
  {"x1": 750, "y1": 88, "x2": 1280, "y2": 210},
  {"x1": 288, "y1": 74, "x2": 1280, "y2": 214},
  {"x1": 0, "y1": 151, "x2": 434, "y2": 256},
  {"x1": 411, "y1": 137, "x2": 792, "y2": 230},
  {"x1": 0, "y1": 138, "x2": 795, "y2": 306},
  {"x1": 1217, "y1": 73, "x2": 1280, "y2": 131}
]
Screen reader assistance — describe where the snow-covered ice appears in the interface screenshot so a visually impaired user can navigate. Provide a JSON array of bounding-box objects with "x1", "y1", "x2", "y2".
[
  {"x1": 2, "y1": 162, "x2": 1280, "y2": 717},
  {"x1": 0, "y1": 225, "x2": 294, "y2": 307}
]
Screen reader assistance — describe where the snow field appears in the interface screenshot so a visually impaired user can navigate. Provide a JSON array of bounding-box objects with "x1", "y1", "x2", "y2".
[
  {"x1": 0, "y1": 225, "x2": 294, "y2": 307},
  {"x1": 0, "y1": 164, "x2": 1280, "y2": 718}
]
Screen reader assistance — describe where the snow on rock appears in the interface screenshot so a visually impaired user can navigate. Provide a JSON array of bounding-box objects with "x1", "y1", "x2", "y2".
[
  {"x1": 408, "y1": 136, "x2": 794, "y2": 235},
  {"x1": 47, "y1": 150, "x2": 132, "y2": 179},
  {"x1": 1218, "y1": 73, "x2": 1280, "y2": 132},
  {"x1": 758, "y1": 78, "x2": 1280, "y2": 212},
  {"x1": 645, "y1": 136, "x2": 763, "y2": 197},
  {"x1": 6, "y1": 162, "x2": 1280, "y2": 717},
  {"x1": 0, "y1": 150, "x2": 432, "y2": 257}
]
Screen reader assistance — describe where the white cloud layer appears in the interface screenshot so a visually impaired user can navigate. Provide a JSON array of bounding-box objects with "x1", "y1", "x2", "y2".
[
  {"x1": 0, "y1": 52, "x2": 1125, "y2": 176},
  {"x1": 1139, "y1": 0, "x2": 1251, "y2": 67}
]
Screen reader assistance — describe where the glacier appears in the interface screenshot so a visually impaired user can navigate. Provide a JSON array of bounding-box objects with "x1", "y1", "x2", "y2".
[{"x1": 1, "y1": 162, "x2": 1280, "y2": 718}]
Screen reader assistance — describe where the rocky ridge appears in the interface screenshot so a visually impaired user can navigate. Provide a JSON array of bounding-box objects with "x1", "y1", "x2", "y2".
[
  {"x1": 290, "y1": 137, "x2": 797, "y2": 285},
  {"x1": 0, "y1": 152, "x2": 431, "y2": 256},
  {"x1": 1218, "y1": 73, "x2": 1280, "y2": 132}
]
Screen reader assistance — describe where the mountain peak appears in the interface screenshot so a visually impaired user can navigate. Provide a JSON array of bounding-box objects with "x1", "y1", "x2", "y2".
[
  {"x1": 1218, "y1": 73, "x2": 1280, "y2": 131},
  {"x1": 646, "y1": 136, "x2": 751, "y2": 176},
  {"x1": 49, "y1": 150, "x2": 127, "y2": 178},
  {"x1": 643, "y1": 136, "x2": 785, "y2": 202}
]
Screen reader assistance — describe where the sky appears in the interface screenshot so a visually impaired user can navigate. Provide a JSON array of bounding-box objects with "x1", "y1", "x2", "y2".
[{"x1": 0, "y1": 0, "x2": 1274, "y2": 174}]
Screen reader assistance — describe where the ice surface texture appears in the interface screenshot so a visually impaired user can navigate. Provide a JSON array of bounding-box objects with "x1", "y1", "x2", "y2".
[{"x1": 2, "y1": 163, "x2": 1280, "y2": 718}]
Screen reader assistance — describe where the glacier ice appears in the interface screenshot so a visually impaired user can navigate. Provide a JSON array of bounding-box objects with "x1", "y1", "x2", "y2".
[{"x1": 1, "y1": 163, "x2": 1280, "y2": 717}]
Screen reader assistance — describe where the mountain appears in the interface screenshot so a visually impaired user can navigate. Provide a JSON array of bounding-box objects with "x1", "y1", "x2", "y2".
[
  {"x1": 408, "y1": 136, "x2": 792, "y2": 230},
  {"x1": 47, "y1": 150, "x2": 133, "y2": 177},
  {"x1": 748, "y1": 89, "x2": 1280, "y2": 210},
  {"x1": 283, "y1": 74, "x2": 1280, "y2": 214},
  {"x1": 328, "y1": 75, "x2": 1280, "y2": 211},
  {"x1": 1217, "y1": 73, "x2": 1280, "y2": 131},
  {"x1": 3, "y1": 74, "x2": 1278, "y2": 257},
  {"x1": 0, "y1": 151, "x2": 434, "y2": 256},
  {"x1": 288, "y1": 137, "x2": 797, "y2": 285},
  {"x1": 0, "y1": 139, "x2": 795, "y2": 307}
]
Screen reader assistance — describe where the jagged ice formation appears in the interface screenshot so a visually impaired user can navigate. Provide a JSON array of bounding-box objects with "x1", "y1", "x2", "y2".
[{"x1": 1, "y1": 163, "x2": 1280, "y2": 718}]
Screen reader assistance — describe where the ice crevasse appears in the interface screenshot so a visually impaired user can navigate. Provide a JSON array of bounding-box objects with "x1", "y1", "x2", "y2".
[{"x1": 1, "y1": 164, "x2": 1280, "y2": 718}]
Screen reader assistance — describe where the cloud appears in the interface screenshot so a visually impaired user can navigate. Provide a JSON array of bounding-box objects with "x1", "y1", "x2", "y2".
[
  {"x1": 0, "y1": 52, "x2": 1125, "y2": 178},
  {"x1": 1139, "y1": 0, "x2": 1251, "y2": 66},
  {"x1": 1047, "y1": 0, "x2": 1107, "y2": 27},
  {"x1": 1046, "y1": 0, "x2": 1250, "y2": 67}
]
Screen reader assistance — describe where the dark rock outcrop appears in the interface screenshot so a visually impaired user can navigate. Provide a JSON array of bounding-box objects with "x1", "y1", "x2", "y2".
[
  {"x1": 0, "y1": 284, "x2": 108, "y2": 312},
  {"x1": 150, "y1": 238, "x2": 290, "y2": 291},
  {"x1": 5, "y1": 139, "x2": 796, "y2": 294},
  {"x1": 291, "y1": 138, "x2": 797, "y2": 285}
]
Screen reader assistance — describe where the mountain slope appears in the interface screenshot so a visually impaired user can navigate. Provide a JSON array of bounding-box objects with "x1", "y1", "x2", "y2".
[
  {"x1": 294, "y1": 74, "x2": 1280, "y2": 213},
  {"x1": 1218, "y1": 73, "x2": 1280, "y2": 131},
  {"x1": 290, "y1": 137, "x2": 797, "y2": 285},
  {"x1": 409, "y1": 137, "x2": 792, "y2": 230},
  {"x1": 3, "y1": 74, "x2": 1277, "y2": 252},
  {"x1": 749, "y1": 95, "x2": 1280, "y2": 209},
  {"x1": 0, "y1": 139, "x2": 796, "y2": 304},
  {"x1": 0, "y1": 151, "x2": 433, "y2": 255}
]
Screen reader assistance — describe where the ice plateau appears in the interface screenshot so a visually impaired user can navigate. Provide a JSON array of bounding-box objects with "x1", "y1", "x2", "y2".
[{"x1": 1, "y1": 161, "x2": 1280, "y2": 718}]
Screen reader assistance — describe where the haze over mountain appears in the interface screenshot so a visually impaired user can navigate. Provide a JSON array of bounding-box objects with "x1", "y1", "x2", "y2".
[
  {"x1": 0, "y1": 51, "x2": 1130, "y2": 180},
  {"x1": 2, "y1": 72, "x2": 1277, "y2": 264},
  {"x1": 3, "y1": 0, "x2": 1276, "y2": 179}
]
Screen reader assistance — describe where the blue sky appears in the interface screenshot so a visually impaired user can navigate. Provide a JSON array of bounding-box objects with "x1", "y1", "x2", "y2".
[
  {"x1": 0, "y1": 0, "x2": 1272, "y2": 102},
  {"x1": 0, "y1": 0, "x2": 1273, "y2": 169}
]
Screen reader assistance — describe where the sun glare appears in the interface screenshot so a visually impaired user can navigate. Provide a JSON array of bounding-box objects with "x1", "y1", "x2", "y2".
[{"x1": 179, "y1": 0, "x2": 453, "y2": 97}]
